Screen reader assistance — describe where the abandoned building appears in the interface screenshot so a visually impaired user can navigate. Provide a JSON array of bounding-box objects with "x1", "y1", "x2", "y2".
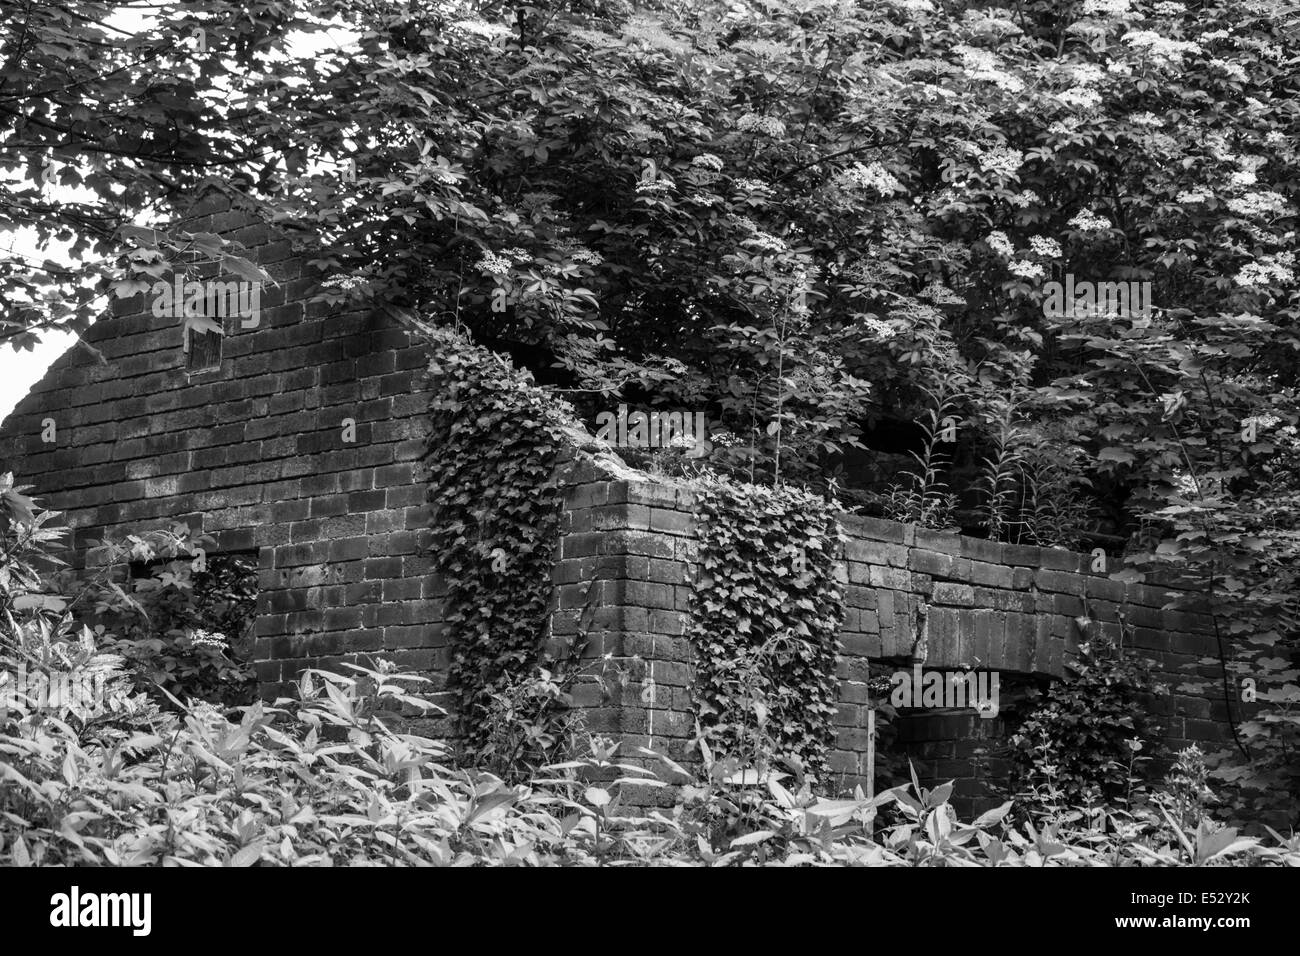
[{"x1": 0, "y1": 188, "x2": 1236, "y2": 811}]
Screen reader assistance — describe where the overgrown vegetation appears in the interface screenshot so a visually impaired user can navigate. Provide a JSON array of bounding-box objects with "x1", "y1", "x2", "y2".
[
  {"x1": 422, "y1": 327, "x2": 575, "y2": 761},
  {"x1": 690, "y1": 479, "x2": 844, "y2": 778},
  {"x1": 1007, "y1": 632, "x2": 1164, "y2": 818},
  {"x1": 4, "y1": 488, "x2": 1299, "y2": 865}
]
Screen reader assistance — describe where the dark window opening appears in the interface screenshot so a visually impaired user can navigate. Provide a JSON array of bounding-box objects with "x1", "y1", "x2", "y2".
[
  {"x1": 125, "y1": 549, "x2": 258, "y2": 707},
  {"x1": 185, "y1": 324, "x2": 223, "y2": 371}
]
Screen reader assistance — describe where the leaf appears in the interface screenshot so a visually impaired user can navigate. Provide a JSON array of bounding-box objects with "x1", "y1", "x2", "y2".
[
  {"x1": 730, "y1": 830, "x2": 777, "y2": 847},
  {"x1": 583, "y1": 787, "x2": 611, "y2": 808},
  {"x1": 227, "y1": 842, "x2": 263, "y2": 867},
  {"x1": 974, "y1": 801, "x2": 1014, "y2": 828}
]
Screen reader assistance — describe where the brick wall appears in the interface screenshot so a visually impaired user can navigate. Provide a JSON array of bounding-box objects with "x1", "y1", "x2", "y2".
[
  {"x1": 0, "y1": 186, "x2": 446, "y2": 703},
  {"x1": 546, "y1": 474, "x2": 1237, "y2": 810},
  {"x1": 0, "y1": 190, "x2": 1239, "y2": 806}
]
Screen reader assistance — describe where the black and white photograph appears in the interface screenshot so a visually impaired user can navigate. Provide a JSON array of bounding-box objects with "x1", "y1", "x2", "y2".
[{"x1": 0, "y1": 0, "x2": 1294, "y2": 930}]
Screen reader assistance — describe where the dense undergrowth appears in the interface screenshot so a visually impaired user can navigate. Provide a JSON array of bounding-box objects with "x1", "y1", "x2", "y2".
[{"x1": 3, "y1": 481, "x2": 1298, "y2": 866}]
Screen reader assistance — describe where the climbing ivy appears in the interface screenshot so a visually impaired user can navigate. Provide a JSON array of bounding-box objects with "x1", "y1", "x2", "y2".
[
  {"x1": 421, "y1": 328, "x2": 572, "y2": 755},
  {"x1": 690, "y1": 479, "x2": 844, "y2": 779}
]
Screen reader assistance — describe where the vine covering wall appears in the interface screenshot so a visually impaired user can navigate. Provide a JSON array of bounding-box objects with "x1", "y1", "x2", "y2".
[
  {"x1": 421, "y1": 327, "x2": 574, "y2": 753},
  {"x1": 689, "y1": 479, "x2": 845, "y2": 778}
]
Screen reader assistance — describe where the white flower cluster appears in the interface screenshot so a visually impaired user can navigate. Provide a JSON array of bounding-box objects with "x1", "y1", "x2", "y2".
[
  {"x1": 839, "y1": 162, "x2": 905, "y2": 195},
  {"x1": 1047, "y1": 121, "x2": 1075, "y2": 136},
  {"x1": 1008, "y1": 189, "x2": 1040, "y2": 208},
  {"x1": 1266, "y1": 131, "x2": 1287, "y2": 147},
  {"x1": 962, "y1": 8, "x2": 1021, "y2": 35},
  {"x1": 745, "y1": 230, "x2": 787, "y2": 253},
  {"x1": 189, "y1": 628, "x2": 228, "y2": 650},
  {"x1": 976, "y1": 146, "x2": 1024, "y2": 177},
  {"x1": 1069, "y1": 63, "x2": 1106, "y2": 87},
  {"x1": 477, "y1": 252, "x2": 512, "y2": 277},
  {"x1": 1122, "y1": 30, "x2": 1202, "y2": 61},
  {"x1": 1210, "y1": 58, "x2": 1248, "y2": 82},
  {"x1": 862, "y1": 317, "x2": 898, "y2": 339},
  {"x1": 1226, "y1": 191, "x2": 1293, "y2": 217},
  {"x1": 1176, "y1": 189, "x2": 1212, "y2": 204},
  {"x1": 571, "y1": 249, "x2": 603, "y2": 266},
  {"x1": 1234, "y1": 252, "x2": 1296, "y2": 288},
  {"x1": 1069, "y1": 209, "x2": 1112, "y2": 231},
  {"x1": 321, "y1": 275, "x2": 364, "y2": 290},
  {"x1": 691, "y1": 153, "x2": 724, "y2": 171},
  {"x1": 453, "y1": 19, "x2": 513, "y2": 39},
  {"x1": 1029, "y1": 236, "x2": 1062, "y2": 258},
  {"x1": 636, "y1": 175, "x2": 676, "y2": 194},
  {"x1": 1242, "y1": 413, "x2": 1282, "y2": 430},
  {"x1": 1128, "y1": 111, "x2": 1163, "y2": 127},
  {"x1": 1198, "y1": 29, "x2": 1230, "y2": 42},
  {"x1": 888, "y1": 0, "x2": 936, "y2": 12},
  {"x1": 953, "y1": 44, "x2": 1025, "y2": 92},
  {"x1": 1082, "y1": 0, "x2": 1132, "y2": 15},
  {"x1": 1152, "y1": 1, "x2": 1185, "y2": 15},
  {"x1": 1057, "y1": 87, "x2": 1102, "y2": 110},
  {"x1": 733, "y1": 178, "x2": 772, "y2": 193},
  {"x1": 985, "y1": 230, "x2": 1015, "y2": 259},
  {"x1": 1010, "y1": 259, "x2": 1045, "y2": 280},
  {"x1": 1106, "y1": 61, "x2": 1134, "y2": 76},
  {"x1": 1229, "y1": 168, "x2": 1257, "y2": 189},
  {"x1": 737, "y1": 113, "x2": 787, "y2": 137},
  {"x1": 920, "y1": 281, "x2": 966, "y2": 305}
]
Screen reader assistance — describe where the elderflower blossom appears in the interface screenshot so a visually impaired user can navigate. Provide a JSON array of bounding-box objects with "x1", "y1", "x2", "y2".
[
  {"x1": 1176, "y1": 189, "x2": 1211, "y2": 204},
  {"x1": 1229, "y1": 168, "x2": 1258, "y2": 189},
  {"x1": 1153, "y1": 1, "x2": 1185, "y2": 15},
  {"x1": 1266, "y1": 131, "x2": 1287, "y2": 147},
  {"x1": 887, "y1": 0, "x2": 936, "y2": 12},
  {"x1": 321, "y1": 275, "x2": 364, "y2": 291},
  {"x1": 953, "y1": 44, "x2": 1026, "y2": 92},
  {"x1": 984, "y1": 230, "x2": 1015, "y2": 259},
  {"x1": 1128, "y1": 111, "x2": 1163, "y2": 127},
  {"x1": 862, "y1": 317, "x2": 898, "y2": 339},
  {"x1": 733, "y1": 178, "x2": 772, "y2": 194},
  {"x1": 1082, "y1": 0, "x2": 1132, "y2": 15},
  {"x1": 1244, "y1": 413, "x2": 1283, "y2": 430},
  {"x1": 1122, "y1": 31, "x2": 1202, "y2": 61},
  {"x1": 745, "y1": 230, "x2": 787, "y2": 253},
  {"x1": 1210, "y1": 58, "x2": 1249, "y2": 82},
  {"x1": 476, "y1": 251, "x2": 512, "y2": 277},
  {"x1": 1010, "y1": 259, "x2": 1045, "y2": 280},
  {"x1": 737, "y1": 113, "x2": 786, "y2": 137},
  {"x1": 976, "y1": 146, "x2": 1024, "y2": 177},
  {"x1": 636, "y1": 175, "x2": 676, "y2": 194},
  {"x1": 571, "y1": 249, "x2": 603, "y2": 266},
  {"x1": 1069, "y1": 209, "x2": 1112, "y2": 231},
  {"x1": 1199, "y1": 29, "x2": 1230, "y2": 42},
  {"x1": 839, "y1": 162, "x2": 905, "y2": 195},
  {"x1": 1008, "y1": 189, "x2": 1040, "y2": 208},
  {"x1": 1069, "y1": 63, "x2": 1106, "y2": 87},
  {"x1": 1234, "y1": 252, "x2": 1296, "y2": 288},
  {"x1": 691, "y1": 153, "x2": 724, "y2": 171},
  {"x1": 1058, "y1": 87, "x2": 1103, "y2": 110},
  {"x1": 1029, "y1": 236, "x2": 1062, "y2": 258},
  {"x1": 1226, "y1": 190, "x2": 1293, "y2": 217},
  {"x1": 189, "y1": 628, "x2": 228, "y2": 650}
]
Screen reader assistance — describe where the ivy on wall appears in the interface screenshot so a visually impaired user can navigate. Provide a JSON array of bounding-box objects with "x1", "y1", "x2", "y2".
[
  {"x1": 690, "y1": 479, "x2": 845, "y2": 778},
  {"x1": 421, "y1": 327, "x2": 572, "y2": 754}
]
